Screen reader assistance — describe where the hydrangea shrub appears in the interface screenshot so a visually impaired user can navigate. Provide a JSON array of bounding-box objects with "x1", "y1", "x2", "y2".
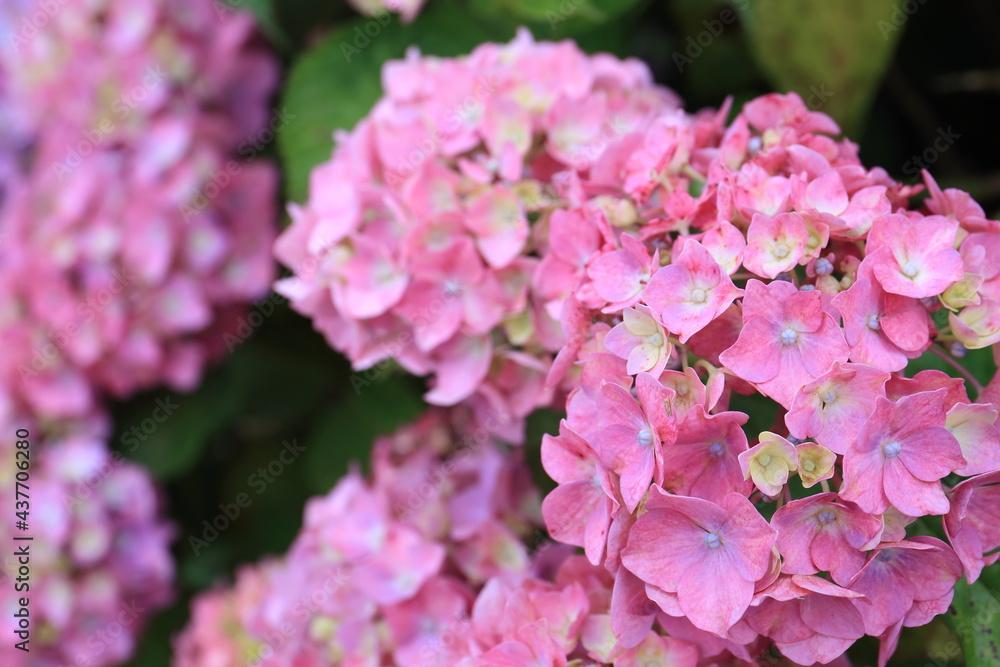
[
  {"x1": 0, "y1": 0, "x2": 279, "y2": 420},
  {"x1": 0, "y1": 404, "x2": 174, "y2": 667},
  {"x1": 261, "y1": 30, "x2": 1000, "y2": 666}
]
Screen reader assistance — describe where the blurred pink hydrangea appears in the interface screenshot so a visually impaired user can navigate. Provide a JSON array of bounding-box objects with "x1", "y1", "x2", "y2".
[
  {"x1": 274, "y1": 28, "x2": 682, "y2": 443},
  {"x1": 173, "y1": 409, "x2": 542, "y2": 667},
  {"x1": 0, "y1": 0, "x2": 280, "y2": 419},
  {"x1": 0, "y1": 401, "x2": 174, "y2": 667}
]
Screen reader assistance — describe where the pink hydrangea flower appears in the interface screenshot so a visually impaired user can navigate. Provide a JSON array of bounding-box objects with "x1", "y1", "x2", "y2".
[
  {"x1": 785, "y1": 361, "x2": 890, "y2": 455},
  {"x1": 742, "y1": 212, "x2": 809, "y2": 278},
  {"x1": 864, "y1": 213, "x2": 964, "y2": 298},
  {"x1": 176, "y1": 410, "x2": 542, "y2": 667},
  {"x1": 772, "y1": 493, "x2": 882, "y2": 586},
  {"x1": 642, "y1": 240, "x2": 742, "y2": 343},
  {"x1": 944, "y1": 471, "x2": 1000, "y2": 583},
  {"x1": 275, "y1": 30, "x2": 681, "y2": 435},
  {"x1": 621, "y1": 489, "x2": 777, "y2": 637},
  {"x1": 0, "y1": 409, "x2": 173, "y2": 667},
  {"x1": 1, "y1": 0, "x2": 279, "y2": 412},
  {"x1": 720, "y1": 279, "x2": 849, "y2": 408}
]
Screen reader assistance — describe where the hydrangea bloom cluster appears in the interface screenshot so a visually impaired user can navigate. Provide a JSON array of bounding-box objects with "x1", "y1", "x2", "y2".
[
  {"x1": 268, "y1": 34, "x2": 1000, "y2": 666},
  {"x1": 0, "y1": 402, "x2": 174, "y2": 667},
  {"x1": 173, "y1": 409, "x2": 542, "y2": 667},
  {"x1": 536, "y1": 92, "x2": 1000, "y2": 664},
  {"x1": 0, "y1": 0, "x2": 279, "y2": 420},
  {"x1": 274, "y1": 29, "x2": 681, "y2": 443}
]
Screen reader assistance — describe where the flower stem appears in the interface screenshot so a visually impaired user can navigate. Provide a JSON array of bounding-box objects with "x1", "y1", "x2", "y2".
[{"x1": 929, "y1": 341, "x2": 984, "y2": 396}]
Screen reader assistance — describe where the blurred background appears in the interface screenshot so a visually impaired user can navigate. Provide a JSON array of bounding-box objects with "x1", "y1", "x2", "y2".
[{"x1": 101, "y1": 0, "x2": 1000, "y2": 663}]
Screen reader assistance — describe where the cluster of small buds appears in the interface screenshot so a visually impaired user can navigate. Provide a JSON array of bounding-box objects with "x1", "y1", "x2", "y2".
[
  {"x1": 274, "y1": 28, "x2": 682, "y2": 443},
  {"x1": 538, "y1": 91, "x2": 1000, "y2": 664},
  {"x1": 173, "y1": 409, "x2": 543, "y2": 667},
  {"x1": 0, "y1": 0, "x2": 279, "y2": 420},
  {"x1": 0, "y1": 403, "x2": 174, "y2": 667}
]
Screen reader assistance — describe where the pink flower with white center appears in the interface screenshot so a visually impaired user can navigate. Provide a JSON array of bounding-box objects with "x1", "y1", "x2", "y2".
[
  {"x1": 465, "y1": 186, "x2": 530, "y2": 269},
  {"x1": 864, "y1": 213, "x2": 964, "y2": 298},
  {"x1": 603, "y1": 305, "x2": 672, "y2": 376},
  {"x1": 794, "y1": 170, "x2": 891, "y2": 238},
  {"x1": 541, "y1": 424, "x2": 617, "y2": 565},
  {"x1": 785, "y1": 362, "x2": 890, "y2": 455},
  {"x1": 590, "y1": 373, "x2": 676, "y2": 512},
  {"x1": 621, "y1": 489, "x2": 777, "y2": 637},
  {"x1": 738, "y1": 432, "x2": 798, "y2": 498},
  {"x1": 841, "y1": 389, "x2": 967, "y2": 516},
  {"x1": 329, "y1": 235, "x2": 410, "y2": 319},
  {"x1": 396, "y1": 236, "x2": 505, "y2": 352},
  {"x1": 746, "y1": 575, "x2": 866, "y2": 665},
  {"x1": 587, "y1": 234, "x2": 658, "y2": 311},
  {"x1": 743, "y1": 212, "x2": 809, "y2": 279},
  {"x1": 657, "y1": 367, "x2": 709, "y2": 420},
  {"x1": 847, "y1": 537, "x2": 963, "y2": 638},
  {"x1": 945, "y1": 402, "x2": 1000, "y2": 476},
  {"x1": 719, "y1": 279, "x2": 849, "y2": 409},
  {"x1": 660, "y1": 406, "x2": 750, "y2": 504},
  {"x1": 642, "y1": 240, "x2": 742, "y2": 343},
  {"x1": 733, "y1": 163, "x2": 792, "y2": 219},
  {"x1": 772, "y1": 493, "x2": 883, "y2": 586},
  {"x1": 832, "y1": 272, "x2": 931, "y2": 372},
  {"x1": 944, "y1": 471, "x2": 1000, "y2": 583}
]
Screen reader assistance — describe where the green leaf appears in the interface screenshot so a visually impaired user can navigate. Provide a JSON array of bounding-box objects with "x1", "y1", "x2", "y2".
[
  {"x1": 466, "y1": 0, "x2": 644, "y2": 36},
  {"x1": 220, "y1": 0, "x2": 289, "y2": 50},
  {"x1": 115, "y1": 370, "x2": 244, "y2": 481},
  {"x1": 278, "y1": 0, "x2": 506, "y2": 203},
  {"x1": 735, "y1": 0, "x2": 904, "y2": 136},
  {"x1": 301, "y1": 378, "x2": 424, "y2": 494},
  {"x1": 943, "y1": 577, "x2": 1000, "y2": 666}
]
